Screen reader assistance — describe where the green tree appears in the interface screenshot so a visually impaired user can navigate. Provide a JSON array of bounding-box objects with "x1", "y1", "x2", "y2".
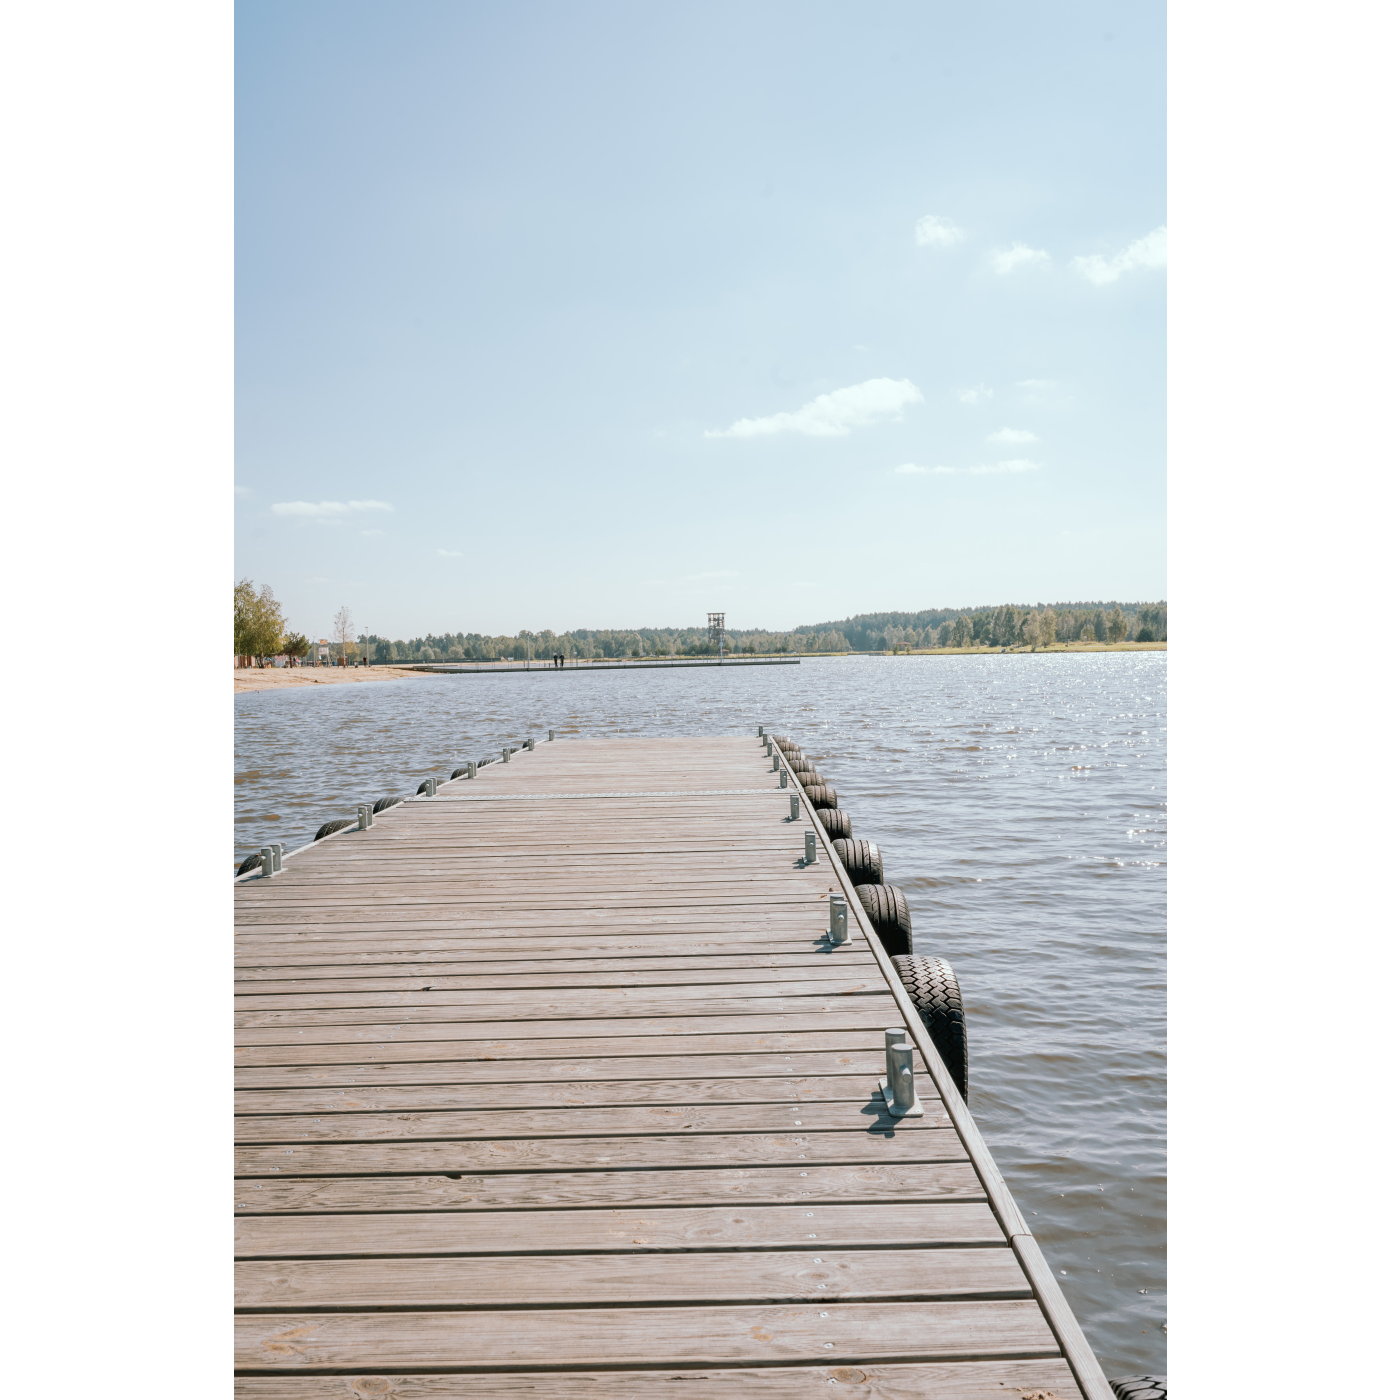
[
  {"x1": 1106, "y1": 606, "x2": 1129, "y2": 643},
  {"x1": 1037, "y1": 608, "x2": 1057, "y2": 648},
  {"x1": 1079, "y1": 624, "x2": 1095, "y2": 643},
  {"x1": 283, "y1": 632, "x2": 310, "y2": 660},
  {"x1": 234, "y1": 578, "x2": 285, "y2": 658}
]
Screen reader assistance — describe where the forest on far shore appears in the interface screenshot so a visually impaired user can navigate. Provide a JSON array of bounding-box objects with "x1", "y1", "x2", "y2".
[
  {"x1": 236, "y1": 581, "x2": 1165, "y2": 663},
  {"x1": 356, "y1": 602, "x2": 1165, "y2": 664}
]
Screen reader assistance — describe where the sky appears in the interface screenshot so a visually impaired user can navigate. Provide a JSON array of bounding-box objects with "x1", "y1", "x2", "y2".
[{"x1": 235, "y1": 0, "x2": 1165, "y2": 640}]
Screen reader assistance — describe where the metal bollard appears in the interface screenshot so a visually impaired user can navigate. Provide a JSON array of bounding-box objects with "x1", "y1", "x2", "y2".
[
  {"x1": 502, "y1": 747, "x2": 510, "y2": 762},
  {"x1": 758, "y1": 725, "x2": 765, "y2": 737},
  {"x1": 772, "y1": 754, "x2": 780, "y2": 772},
  {"x1": 272, "y1": 843, "x2": 285, "y2": 871},
  {"x1": 357, "y1": 805, "x2": 370, "y2": 830},
  {"x1": 888, "y1": 1041, "x2": 918, "y2": 1113},
  {"x1": 766, "y1": 740, "x2": 773, "y2": 755},
  {"x1": 828, "y1": 893, "x2": 848, "y2": 943},
  {"x1": 780, "y1": 769, "x2": 788, "y2": 788},
  {"x1": 790, "y1": 794, "x2": 800, "y2": 820},
  {"x1": 549, "y1": 730, "x2": 554, "y2": 741},
  {"x1": 260, "y1": 846, "x2": 275, "y2": 877},
  {"x1": 527, "y1": 737, "x2": 535, "y2": 751},
  {"x1": 805, "y1": 831, "x2": 816, "y2": 863},
  {"x1": 467, "y1": 761, "x2": 477, "y2": 778}
]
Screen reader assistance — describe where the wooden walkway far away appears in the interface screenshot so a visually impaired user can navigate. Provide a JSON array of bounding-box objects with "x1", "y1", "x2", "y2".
[{"x1": 234, "y1": 735, "x2": 1111, "y2": 1398}]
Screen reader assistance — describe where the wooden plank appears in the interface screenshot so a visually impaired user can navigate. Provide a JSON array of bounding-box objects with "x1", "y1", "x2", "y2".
[
  {"x1": 233, "y1": 1358, "x2": 1083, "y2": 1398},
  {"x1": 232, "y1": 1098, "x2": 945, "y2": 1144},
  {"x1": 235, "y1": 1008, "x2": 896, "y2": 1045},
  {"x1": 234, "y1": 1071, "x2": 934, "y2": 1114},
  {"x1": 235, "y1": 1128, "x2": 969, "y2": 1176},
  {"x1": 233, "y1": 978, "x2": 891, "y2": 1013},
  {"x1": 235, "y1": 1245, "x2": 1022, "y2": 1307},
  {"x1": 234, "y1": 1049, "x2": 889, "y2": 1090},
  {"x1": 234, "y1": 1028, "x2": 916, "y2": 1068},
  {"x1": 235, "y1": 965, "x2": 878, "y2": 994},
  {"x1": 234, "y1": 1161, "x2": 983, "y2": 1214},
  {"x1": 233, "y1": 1300, "x2": 1056, "y2": 1370},
  {"x1": 236, "y1": 1203, "x2": 1003, "y2": 1257}
]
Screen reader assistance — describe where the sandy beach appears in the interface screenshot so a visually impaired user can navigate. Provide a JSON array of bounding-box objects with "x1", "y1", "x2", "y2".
[{"x1": 234, "y1": 665, "x2": 434, "y2": 695}]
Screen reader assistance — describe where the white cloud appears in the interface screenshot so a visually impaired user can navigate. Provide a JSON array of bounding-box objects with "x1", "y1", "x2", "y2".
[
  {"x1": 987, "y1": 428, "x2": 1038, "y2": 444},
  {"x1": 234, "y1": 484, "x2": 252, "y2": 498},
  {"x1": 969, "y1": 459, "x2": 1041, "y2": 474},
  {"x1": 1016, "y1": 378, "x2": 1055, "y2": 389},
  {"x1": 1071, "y1": 226, "x2": 1167, "y2": 285},
  {"x1": 955, "y1": 384, "x2": 993, "y2": 405},
  {"x1": 894, "y1": 463, "x2": 954, "y2": 475},
  {"x1": 272, "y1": 499, "x2": 394, "y2": 518},
  {"x1": 707, "y1": 378, "x2": 923, "y2": 438},
  {"x1": 988, "y1": 243, "x2": 1051, "y2": 275},
  {"x1": 915, "y1": 215, "x2": 966, "y2": 249},
  {"x1": 437, "y1": 548, "x2": 463, "y2": 557}
]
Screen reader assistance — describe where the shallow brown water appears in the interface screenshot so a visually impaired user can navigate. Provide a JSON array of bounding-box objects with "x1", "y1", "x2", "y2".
[{"x1": 235, "y1": 652, "x2": 1166, "y2": 1376}]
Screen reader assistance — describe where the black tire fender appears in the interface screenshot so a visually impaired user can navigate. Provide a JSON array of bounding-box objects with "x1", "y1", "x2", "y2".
[
  {"x1": 803, "y1": 783, "x2": 838, "y2": 810},
  {"x1": 890, "y1": 953, "x2": 968, "y2": 1100},
  {"x1": 372, "y1": 795, "x2": 402, "y2": 814},
  {"x1": 832, "y1": 838, "x2": 883, "y2": 885},
  {"x1": 857, "y1": 883, "x2": 912, "y2": 957},
  {"x1": 314, "y1": 818, "x2": 355, "y2": 841},
  {"x1": 816, "y1": 808, "x2": 852, "y2": 840}
]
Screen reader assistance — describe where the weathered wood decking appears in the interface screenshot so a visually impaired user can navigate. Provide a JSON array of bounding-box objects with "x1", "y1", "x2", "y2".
[{"x1": 234, "y1": 736, "x2": 1109, "y2": 1397}]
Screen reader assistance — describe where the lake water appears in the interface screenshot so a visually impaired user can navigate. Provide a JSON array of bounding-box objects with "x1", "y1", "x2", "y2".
[{"x1": 234, "y1": 652, "x2": 1167, "y2": 1378}]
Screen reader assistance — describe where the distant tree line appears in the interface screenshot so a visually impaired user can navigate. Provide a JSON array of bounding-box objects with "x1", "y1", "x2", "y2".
[
  {"x1": 793, "y1": 601, "x2": 1166, "y2": 650},
  {"x1": 358, "y1": 602, "x2": 1163, "y2": 664}
]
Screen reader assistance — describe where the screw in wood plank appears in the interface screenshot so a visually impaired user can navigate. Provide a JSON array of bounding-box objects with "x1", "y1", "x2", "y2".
[
  {"x1": 805, "y1": 831, "x2": 816, "y2": 864},
  {"x1": 828, "y1": 893, "x2": 848, "y2": 943},
  {"x1": 260, "y1": 846, "x2": 275, "y2": 877},
  {"x1": 790, "y1": 793, "x2": 799, "y2": 820}
]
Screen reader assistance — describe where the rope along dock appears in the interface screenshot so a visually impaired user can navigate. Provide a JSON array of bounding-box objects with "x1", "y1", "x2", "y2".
[{"x1": 234, "y1": 735, "x2": 1111, "y2": 1397}]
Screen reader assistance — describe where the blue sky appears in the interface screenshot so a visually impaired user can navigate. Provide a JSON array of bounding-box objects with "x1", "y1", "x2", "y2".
[{"x1": 236, "y1": 0, "x2": 1165, "y2": 639}]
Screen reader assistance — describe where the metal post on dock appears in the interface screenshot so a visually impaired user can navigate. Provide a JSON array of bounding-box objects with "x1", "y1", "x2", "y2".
[
  {"x1": 527, "y1": 737, "x2": 535, "y2": 751},
  {"x1": 829, "y1": 893, "x2": 848, "y2": 943},
  {"x1": 260, "y1": 846, "x2": 275, "y2": 877},
  {"x1": 772, "y1": 754, "x2": 780, "y2": 772},
  {"x1": 883, "y1": 1035, "x2": 921, "y2": 1116},
  {"x1": 780, "y1": 769, "x2": 788, "y2": 788},
  {"x1": 757, "y1": 725, "x2": 764, "y2": 737},
  {"x1": 790, "y1": 794, "x2": 799, "y2": 820},
  {"x1": 272, "y1": 843, "x2": 284, "y2": 871},
  {"x1": 804, "y1": 831, "x2": 816, "y2": 864},
  {"x1": 549, "y1": 730, "x2": 554, "y2": 741},
  {"x1": 467, "y1": 762, "x2": 477, "y2": 778},
  {"x1": 502, "y1": 748, "x2": 510, "y2": 763}
]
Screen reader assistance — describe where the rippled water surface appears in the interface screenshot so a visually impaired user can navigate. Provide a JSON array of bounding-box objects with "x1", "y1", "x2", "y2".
[{"x1": 235, "y1": 653, "x2": 1166, "y2": 1375}]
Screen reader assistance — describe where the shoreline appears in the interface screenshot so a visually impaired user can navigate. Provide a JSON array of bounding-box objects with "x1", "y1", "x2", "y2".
[
  {"x1": 234, "y1": 665, "x2": 434, "y2": 695},
  {"x1": 234, "y1": 641, "x2": 1164, "y2": 693}
]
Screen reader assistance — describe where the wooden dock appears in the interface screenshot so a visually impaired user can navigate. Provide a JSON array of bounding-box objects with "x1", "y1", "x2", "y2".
[{"x1": 235, "y1": 735, "x2": 1112, "y2": 1397}]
